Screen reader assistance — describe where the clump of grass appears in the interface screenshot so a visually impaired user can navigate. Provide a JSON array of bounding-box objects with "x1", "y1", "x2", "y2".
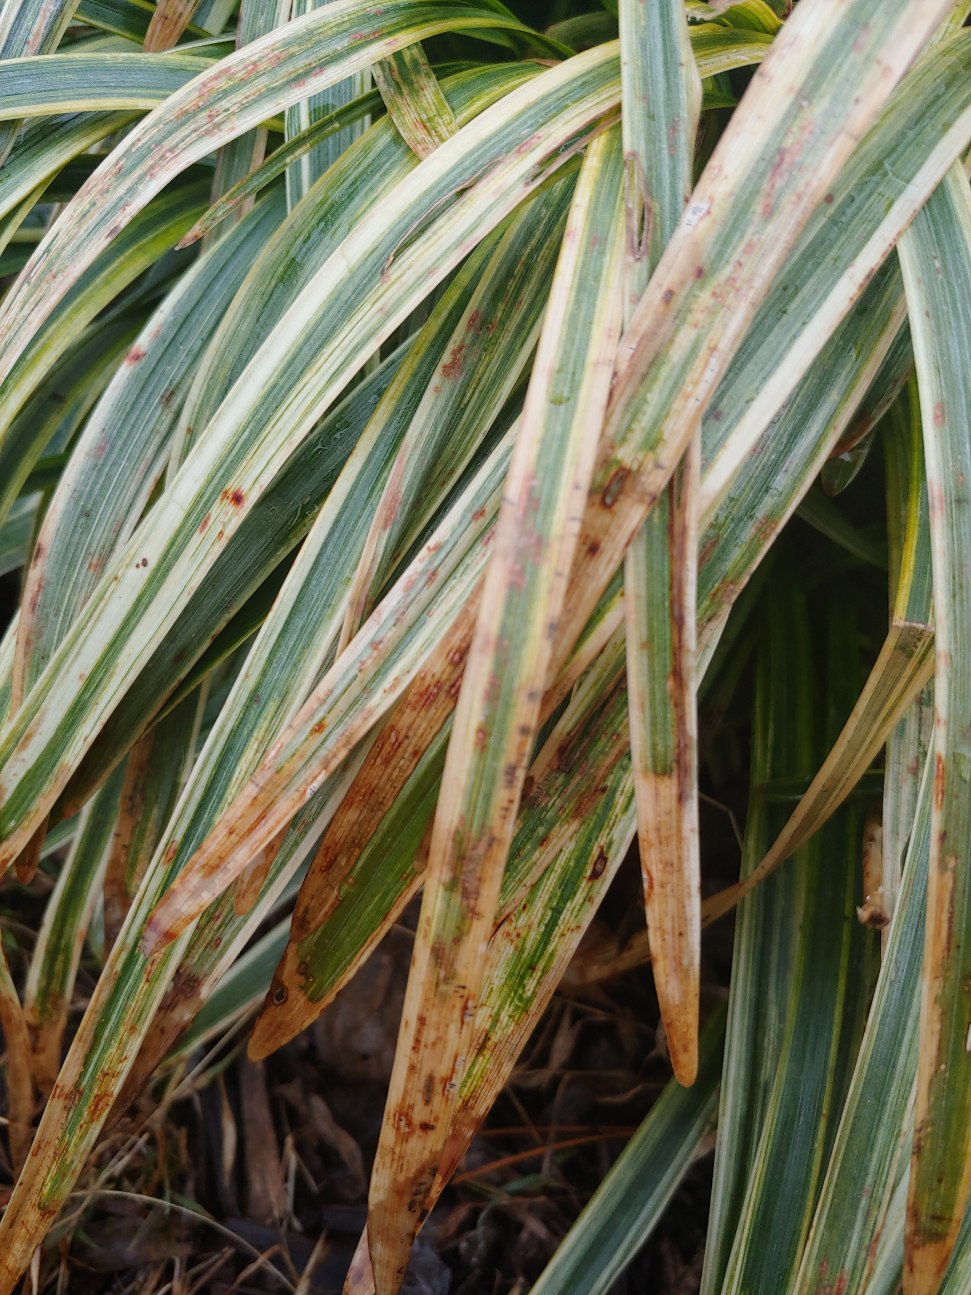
[{"x1": 0, "y1": 0, "x2": 969, "y2": 1291}]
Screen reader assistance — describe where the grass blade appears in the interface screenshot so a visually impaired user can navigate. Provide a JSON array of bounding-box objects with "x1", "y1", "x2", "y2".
[
  {"x1": 366, "y1": 127, "x2": 627, "y2": 1292},
  {"x1": 897, "y1": 161, "x2": 971, "y2": 1295},
  {"x1": 619, "y1": 0, "x2": 701, "y2": 1086},
  {"x1": 372, "y1": 44, "x2": 457, "y2": 159}
]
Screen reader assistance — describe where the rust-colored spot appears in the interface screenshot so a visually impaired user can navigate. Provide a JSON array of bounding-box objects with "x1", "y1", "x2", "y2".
[
  {"x1": 423, "y1": 1074, "x2": 434, "y2": 1103},
  {"x1": 441, "y1": 342, "x2": 466, "y2": 380},
  {"x1": 934, "y1": 751, "x2": 946, "y2": 810},
  {"x1": 125, "y1": 345, "x2": 147, "y2": 364},
  {"x1": 419, "y1": 1120, "x2": 435, "y2": 1131},
  {"x1": 824, "y1": 192, "x2": 835, "y2": 205},
  {"x1": 221, "y1": 487, "x2": 246, "y2": 507},
  {"x1": 694, "y1": 265, "x2": 704, "y2": 279},
  {"x1": 589, "y1": 847, "x2": 608, "y2": 880},
  {"x1": 933, "y1": 402, "x2": 946, "y2": 428},
  {"x1": 662, "y1": 288, "x2": 674, "y2": 304}
]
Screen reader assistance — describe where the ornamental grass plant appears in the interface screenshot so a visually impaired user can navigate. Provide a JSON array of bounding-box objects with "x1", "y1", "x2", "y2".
[{"x1": 0, "y1": 0, "x2": 969, "y2": 1290}]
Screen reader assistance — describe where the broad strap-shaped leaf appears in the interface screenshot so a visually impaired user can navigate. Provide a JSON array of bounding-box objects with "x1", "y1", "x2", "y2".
[
  {"x1": 372, "y1": 44, "x2": 457, "y2": 160},
  {"x1": 184, "y1": 82, "x2": 385, "y2": 242},
  {"x1": 609, "y1": 293, "x2": 933, "y2": 982},
  {"x1": 619, "y1": 0, "x2": 701, "y2": 1087},
  {"x1": 141, "y1": 186, "x2": 568, "y2": 944},
  {"x1": 73, "y1": 0, "x2": 191, "y2": 43},
  {"x1": 108, "y1": 749, "x2": 368, "y2": 1122},
  {"x1": 188, "y1": 18, "x2": 772, "y2": 247},
  {"x1": 366, "y1": 126, "x2": 627, "y2": 1293},
  {"x1": 52, "y1": 349, "x2": 402, "y2": 819},
  {"x1": 144, "y1": 0, "x2": 202, "y2": 51},
  {"x1": 702, "y1": 340, "x2": 935, "y2": 926},
  {"x1": 897, "y1": 161, "x2": 971, "y2": 1295},
  {"x1": 0, "y1": 48, "x2": 224, "y2": 117},
  {"x1": 90, "y1": 190, "x2": 568, "y2": 1108},
  {"x1": 0, "y1": 29, "x2": 769, "y2": 858},
  {"x1": 879, "y1": 386, "x2": 933, "y2": 937},
  {"x1": 249, "y1": 605, "x2": 476, "y2": 1061}
]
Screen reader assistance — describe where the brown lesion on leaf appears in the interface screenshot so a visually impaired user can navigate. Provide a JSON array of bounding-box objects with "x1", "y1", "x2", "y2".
[{"x1": 589, "y1": 847, "x2": 608, "y2": 881}]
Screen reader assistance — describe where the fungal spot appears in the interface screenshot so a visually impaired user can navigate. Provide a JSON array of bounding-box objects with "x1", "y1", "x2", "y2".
[
  {"x1": 602, "y1": 468, "x2": 628, "y2": 508},
  {"x1": 272, "y1": 984, "x2": 288, "y2": 1006}
]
